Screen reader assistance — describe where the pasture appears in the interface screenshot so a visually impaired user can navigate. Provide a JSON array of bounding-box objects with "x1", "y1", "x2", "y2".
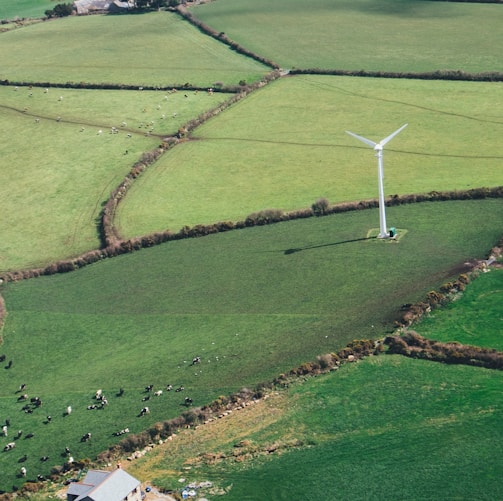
[
  {"x1": 0, "y1": 199, "x2": 502, "y2": 491},
  {"x1": 416, "y1": 268, "x2": 503, "y2": 351},
  {"x1": 116, "y1": 75, "x2": 503, "y2": 237},
  {"x1": 192, "y1": 0, "x2": 503, "y2": 73},
  {"x1": 0, "y1": 0, "x2": 54, "y2": 20},
  {"x1": 0, "y1": 85, "x2": 230, "y2": 271},
  {"x1": 0, "y1": 12, "x2": 270, "y2": 87},
  {"x1": 125, "y1": 355, "x2": 503, "y2": 500}
]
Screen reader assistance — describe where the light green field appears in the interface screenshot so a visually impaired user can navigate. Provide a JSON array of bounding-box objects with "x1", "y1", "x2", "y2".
[
  {"x1": 116, "y1": 75, "x2": 503, "y2": 237},
  {"x1": 0, "y1": 85, "x2": 233, "y2": 271},
  {"x1": 192, "y1": 0, "x2": 503, "y2": 73},
  {"x1": 0, "y1": 12, "x2": 270, "y2": 87}
]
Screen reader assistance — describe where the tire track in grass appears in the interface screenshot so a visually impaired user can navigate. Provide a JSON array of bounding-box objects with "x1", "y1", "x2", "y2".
[{"x1": 296, "y1": 75, "x2": 503, "y2": 125}]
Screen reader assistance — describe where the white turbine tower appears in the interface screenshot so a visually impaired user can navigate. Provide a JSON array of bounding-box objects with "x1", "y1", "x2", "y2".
[{"x1": 346, "y1": 124, "x2": 408, "y2": 239}]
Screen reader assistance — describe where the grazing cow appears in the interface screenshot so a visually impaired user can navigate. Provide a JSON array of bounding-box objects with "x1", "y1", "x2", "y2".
[
  {"x1": 145, "y1": 384, "x2": 153, "y2": 393},
  {"x1": 0, "y1": 354, "x2": 5, "y2": 362},
  {"x1": 95, "y1": 389, "x2": 102, "y2": 399},
  {"x1": 2, "y1": 425, "x2": 7, "y2": 436},
  {"x1": 65, "y1": 447, "x2": 71, "y2": 455},
  {"x1": 17, "y1": 394, "x2": 28, "y2": 402},
  {"x1": 87, "y1": 405, "x2": 97, "y2": 410},
  {"x1": 81, "y1": 432, "x2": 91, "y2": 442},
  {"x1": 113, "y1": 427, "x2": 129, "y2": 436},
  {"x1": 175, "y1": 386, "x2": 184, "y2": 392},
  {"x1": 141, "y1": 396, "x2": 150, "y2": 402},
  {"x1": 117, "y1": 388, "x2": 124, "y2": 397},
  {"x1": 19, "y1": 454, "x2": 27, "y2": 463},
  {"x1": 4, "y1": 442, "x2": 15, "y2": 451},
  {"x1": 191, "y1": 356, "x2": 201, "y2": 366},
  {"x1": 6, "y1": 360, "x2": 12, "y2": 369},
  {"x1": 46, "y1": 416, "x2": 52, "y2": 423},
  {"x1": 40, "y1": 455, "x2": 49, "y2": 462},
  {"x1": 139, "y1": 407, "x2": 149, "y2": 417},
  {"x1": 37, "y1": 474, "x2": 46, "y2": 481},
  {"x1": 19, "y1": 383, "x2": 26, "y2": 392},
  {"x1": 16, "y1": 430, "x2": 22, "y2": 439},
  {"x1": 20, "y1": 466, "x2": 26, "y2": 477},
  {"x1": 184, "y1": 397, "x2": 193, "y2": 406},
  {"x1": 166, "y1": 385, "x2": 173, "y2": 391},
  {"x1": 65, "y1": 406, "x2": 72, "y2": 416},
  {"x1": 31, "y1": 396, "x2": 42, "y2": 406},
  {"x1": 25, "y1": 433, "x2": 34, "y2": 439},
  {"x1": 154, "y1": 390, "x2": 162, "y2": 397}
]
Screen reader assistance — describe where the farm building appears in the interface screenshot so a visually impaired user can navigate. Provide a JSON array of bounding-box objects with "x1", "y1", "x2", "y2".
[
  {"x1": 66, "y1": 468, "x2": 143, "y2": 501},
  {"x1": 73, "y1": 0, "x2": 133, "y2": 15}
]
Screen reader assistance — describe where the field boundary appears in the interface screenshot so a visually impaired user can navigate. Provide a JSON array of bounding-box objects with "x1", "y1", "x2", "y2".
[{"x1": 0, "y1": 187, "x2": 501, "y2": 286}]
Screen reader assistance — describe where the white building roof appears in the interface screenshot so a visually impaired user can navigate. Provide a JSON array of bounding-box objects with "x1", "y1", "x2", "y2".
[{"x1": 67, "y1": 469, "x2": 141, "y2": 501}]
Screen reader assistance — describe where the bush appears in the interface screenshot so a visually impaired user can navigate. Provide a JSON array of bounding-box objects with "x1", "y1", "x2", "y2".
[{"x1": 311, "y1": 197, "x2": 330, "y2": 216}]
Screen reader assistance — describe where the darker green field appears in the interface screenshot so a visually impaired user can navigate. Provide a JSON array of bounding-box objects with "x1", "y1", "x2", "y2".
[
  {"x1": 185, "y1": 356, "x2": 503, "y2": 501},
  {"x1": 192, "y1": 0, "x2": 502, "y2": 73},
  {"x1": 0, "y1": 199, "x2": 501, "y2": 490},
  {"x1": 0, "y1": 0, "x2": 54, "y2": 20},
  {"x1": 415, "y1": 268, "x2": 503, "y2": 350}
]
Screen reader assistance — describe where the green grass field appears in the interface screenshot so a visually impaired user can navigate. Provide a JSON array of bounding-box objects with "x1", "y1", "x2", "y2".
[
  {"x1": 192, "y1": 0, "x2": 503, "y2": 73},
  {"x1": 0, "y1": 199, "x2": 502, "y2": 491},
  {"x1": 0, "y1": 85, "x2": 231, "y2": 271},
  {"x1": 415, "y1": 268, "x2": 503, "y2": 350},
  {"x1": 124, "y1": 355, "x2": 503, "y2": 500},
  {"x1": 116, "y1": 75, "x2": 503, "y2": 237},
  {"x1": 0, "y1": 12, "x2": 270, "y2": 87}
]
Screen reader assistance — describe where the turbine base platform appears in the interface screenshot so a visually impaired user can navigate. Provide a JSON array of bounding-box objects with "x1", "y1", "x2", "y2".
[{"x1": 366, "y1": 228, "x2": 408, "y2": 242}]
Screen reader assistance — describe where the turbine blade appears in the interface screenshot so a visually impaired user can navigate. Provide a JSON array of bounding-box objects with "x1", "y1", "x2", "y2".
[
  {"x1": 380, "y1": 123, "x2": 408, "y2": 147},
  {"x1": 346, "y1": 130, "x2": 376, "y2": 148}
]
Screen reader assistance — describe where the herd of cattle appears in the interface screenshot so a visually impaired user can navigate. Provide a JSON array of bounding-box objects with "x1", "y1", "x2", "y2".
[{"x1": 1, "y1": 356, "x2": 201, "y2": 481}]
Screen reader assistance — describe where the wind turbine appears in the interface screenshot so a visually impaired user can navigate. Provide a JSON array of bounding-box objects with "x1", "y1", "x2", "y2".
[{"x1": 346, "y1": 124, "x2": 408, "y2": 238}]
